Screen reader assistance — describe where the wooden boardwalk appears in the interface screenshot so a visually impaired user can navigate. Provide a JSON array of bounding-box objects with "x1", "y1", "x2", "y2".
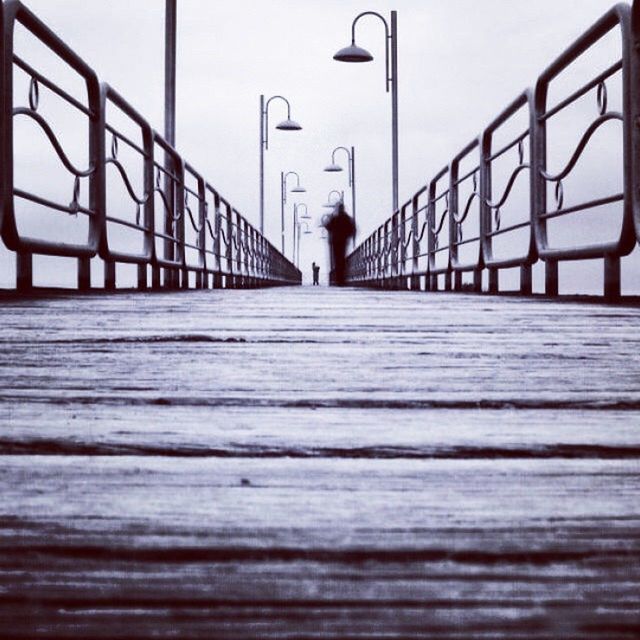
[{"x1": 0, "y1": 286, "x2": 639, "y2": 639}]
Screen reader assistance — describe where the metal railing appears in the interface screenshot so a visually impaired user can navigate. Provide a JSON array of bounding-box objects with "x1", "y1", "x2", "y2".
[
  {"x1": 344, "y1": 1, "x2": 640, "y2": 300},
  {"x1": 0, "y1": 0, "x2": 300, "y2": 292}
]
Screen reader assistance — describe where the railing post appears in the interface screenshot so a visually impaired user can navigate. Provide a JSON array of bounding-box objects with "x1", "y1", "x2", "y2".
[
  {"x1": 78, "y1": 257, "x2": 91, "y2": 291},
  {"x1": 454, "y1": 271, "x2": 463, "y2": 291},
  {"x1": 252, "y1": 227, "x2": 257, "y2": 287},
  {"x1": 545, "y1": 260, "x2": 558, "y2": 297},
  {"x1": 104, "y1": 260, "x2": 116, "y2": 291},
  {"x1": 473, "y1": 268, "x2": 482, "y2": 293},
  {"x1": 604, "y1": 255, "x2": 620, "y2": 301},
  {"x1": 443, "y1": 270, "x2": 452, "y2": 291},
  {"x1": 16, "y1": 252, "x2": 33, "y2": 293},
  {"x1": 138, "y1": 264, "x2": 148, "y2": 290},
  {"x1": 411, "y1": 196, "x2": 420, "y2": 290},
  {"x1": 236, "y1": 212, "x2": 243, "y2": 288},
  {"x1": 152, "y1": 265, "x2": 161, "y2": 290},
  {"x1": 385, "y1": 220, "x2": 391, "y2": 288},
  {"x1": 399, "y1": 207, "x2": 406, "y2": 289},
  {"x1": 255, "y1": 235, "x2": 262, "y2": 287},
  {"x1": 488, "y1": 267, "x2": 499, "y2": 294},
  {"x1": 520, "y1": 264, "x2": 532, "y2": 295},
  {"x1": 226, "y1": 205, "x2": 234, "y2": 288},
  {"x1": 391, "y1": 215, "x2": 398, "y2": 288},
  {"x1": 213, "y1": 198, "x2": 222, "y2": 288}
]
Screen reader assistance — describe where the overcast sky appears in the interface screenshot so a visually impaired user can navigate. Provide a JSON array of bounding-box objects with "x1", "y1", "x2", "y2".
[{"x1": 7, "y1": 0, "x2": 635, "y2": 287}]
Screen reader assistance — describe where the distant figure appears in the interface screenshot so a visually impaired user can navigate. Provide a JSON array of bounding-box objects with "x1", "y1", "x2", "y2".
[
  {"x1": 312, "y1": 262, "x2": 320, "y2": 286},
  {"x1": 325, "y1": 203, "x2": 355, "y2": 286}
]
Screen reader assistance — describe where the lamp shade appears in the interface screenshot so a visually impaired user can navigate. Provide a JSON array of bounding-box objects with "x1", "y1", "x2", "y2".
[
  {"x1": 324, "y1": 163, "x2": 343, "y2": 172},
  {"x1": 291, "y1": 186, "x2": 306, "y2": 193},
  {"x1": 276, "y1": 118, "x2": 302, "y2": 131},
  {"x1": 333, "y1": 44, "x2": 373, "y2": 63}
]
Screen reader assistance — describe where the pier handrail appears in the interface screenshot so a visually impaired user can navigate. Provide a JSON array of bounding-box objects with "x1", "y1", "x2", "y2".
[
  {"x1": 344, "y1": 1, "x2": 640, "y2": 300},
  {"x1": 0, "y1": 0, "x2": 300, "y2": 291}
]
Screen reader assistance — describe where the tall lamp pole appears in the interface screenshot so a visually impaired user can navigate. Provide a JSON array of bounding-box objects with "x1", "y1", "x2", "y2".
[
  {"x1": 281, "y1": 171, "x2": 306, "y2": 256},
  {"x1": 324, "y1": 145, "x2": 356, "y2": 243},
  {"x1": 333, "y1": 11, "x2": 398, "y2": 212},
  {"x1": 163, "y1": 0, "x2": 177, "y2": 283},
  {"x1": 165, "y1": 0, "x2": 176, "y2": 147},
  {"x1": 296, "y1": 221, "x2": 312, "y2": 269},
  {"x1": 292, "y1": 203, "x2": 310, "y2": 266},
  {"x1": 260, "y1": 95, "x2": 302, "y2": 237}
]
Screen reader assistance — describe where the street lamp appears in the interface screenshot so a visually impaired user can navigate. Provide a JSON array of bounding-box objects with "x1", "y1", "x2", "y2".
[
  {"x1": 281, "y1": 171, "x2": 306, "y2": 256},
  {"x1": 333, "y1": 11, "x2": 398, "y2": 212},
  {"x1": 260, "y1": 94, "x2": 303, "y2": 236},
  {"x1": 324, "y1": 145, "x2": 356, "y2": 243},
  {"x1": 322, "y1": 190, "x2": 343, "y2": 208},
  {"x1": 292, "y1": 203, "x2": 311, "y2": 267},
  {"x1": 296, "y1": 221, "x2": 312, "y2": 268}
]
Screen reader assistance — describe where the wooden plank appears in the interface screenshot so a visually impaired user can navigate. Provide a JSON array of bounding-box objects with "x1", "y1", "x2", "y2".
[{"x1": 0, "y1": 288, "x2": 639, "y2": 638}]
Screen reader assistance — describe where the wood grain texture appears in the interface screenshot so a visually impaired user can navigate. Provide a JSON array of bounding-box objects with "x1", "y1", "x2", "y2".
[{"x1": 0, "y1": 287, "x2": 639, "y2": 638}]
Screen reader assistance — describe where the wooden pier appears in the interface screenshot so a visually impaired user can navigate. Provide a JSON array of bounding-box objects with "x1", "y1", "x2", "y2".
[{"x1": 0, "y1": 286, "x2": 639, "y2": 638}]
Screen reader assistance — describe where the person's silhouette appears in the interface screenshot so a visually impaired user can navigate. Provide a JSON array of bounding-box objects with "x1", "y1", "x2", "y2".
[
  {"x1": 325, "y1": 203, "x2": 355, "y2": 286},
  {"x1": 312, "y1": 262, "x2": 320, "y2": 285}
]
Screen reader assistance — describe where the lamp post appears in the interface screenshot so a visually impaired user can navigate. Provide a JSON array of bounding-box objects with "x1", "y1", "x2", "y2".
[
  {"x1": 296, "y1": 221, "x2": 312, "y2": 268},
  {"x1": 260, "y1": 95, "x2": 303, "y2": 236},
  {"x1": 162, "y1": 0, "x2": 178, "y2": 287},
  {"x1": 333, "y1": 11, "x2": 398, "y2": 212},
  {"x1": 292, "y1": 203, "x2": 310, "y2": 266},
  {"x1": 324, "y1": 145, "x2": 356, "y2": 243},
  {"x1": 322, "y1": 190, "x2": 344, "y2": 209},
  {"x1": 281, "y1": 171, "x2": 306, "y2": 256},
  {"x1": 165, "y1": 0, "x2": 176, "y2": 147}
]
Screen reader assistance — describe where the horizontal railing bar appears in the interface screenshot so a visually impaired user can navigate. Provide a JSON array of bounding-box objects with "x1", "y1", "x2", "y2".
[
  {"x1": 540, "y1": 192, "x2": 623, "y2": 220},
  {"x1": 486, "y1": 130, "x2": 529, "y2": 163},
  {"x1": 152, "y1": 161, "x2": 180, "y2": 181},
  {"x1": 540, "y1": 60, "x2": 622, "y2": 122},
  {"x1": 105, "y1": 123, "x2": 148, "y2": 158},
  {"x1": 13, "y1": 55, "x2": 93, "y2": 117},
  {"x1": 432, "y1": 190, "x2": 450, "y2": 204},
  {"x1": 453, "y1": 235, "x2": 481, "y2": 247},
  {"x1": 15, "y1": 188, "x2": 94, "y2": 217},
  {"x1": 486, "y1": 220, "x2": 531, "y2": 237},
  {"x1": 153, "y1": 230, "x2": 180, "y2": 243},
  {"x1": 452, "y1": 166, "x2": 479, "y2": 187},
  {"x1": 105, "y1": 215, "x2": 148, "y2": 232},
  {"x1": 184, "y1": 185, "x2": 201, "y2": 199}
]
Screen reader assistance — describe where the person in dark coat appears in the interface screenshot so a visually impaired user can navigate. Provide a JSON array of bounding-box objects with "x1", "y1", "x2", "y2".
[
  {"x1": 312, "y1": 262, "x2": 320, "y2": 285},
  {"x1": 325, "y1": 203, "x2": 355, "y2": 286}
]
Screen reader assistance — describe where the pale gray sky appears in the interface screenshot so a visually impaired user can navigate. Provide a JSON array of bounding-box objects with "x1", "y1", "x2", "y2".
[{"x1": 4, "y1": 0, "x2": 636, "y2": 289}]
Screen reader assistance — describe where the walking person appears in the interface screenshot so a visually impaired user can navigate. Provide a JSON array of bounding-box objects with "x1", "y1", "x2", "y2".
[
  {"x1": 324, "y1": 203, "x2": 355, "y2": 286},
  {"x1": 312, "y1": 262, "x2": 320, "y2": 286}
]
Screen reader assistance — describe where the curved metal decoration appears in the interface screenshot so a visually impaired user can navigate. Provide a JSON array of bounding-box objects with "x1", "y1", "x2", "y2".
[
  {"x1": 1, "y1": 0, "x2": 102, "y2": 258},
  {"x1": 539, "y1": 112, "x2": 622, "y2": 184},
  {"x1": 532, "y1": 3, "x2": 635, "y2": 261},
  {"x1": 13, "y1": 108, "x2": 96, "y2": 178}
]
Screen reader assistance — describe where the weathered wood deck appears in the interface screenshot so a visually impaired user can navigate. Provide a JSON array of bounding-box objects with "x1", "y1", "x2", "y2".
[{"x1": 1, "y1": 286, "x2": 639, "y2": 638}]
